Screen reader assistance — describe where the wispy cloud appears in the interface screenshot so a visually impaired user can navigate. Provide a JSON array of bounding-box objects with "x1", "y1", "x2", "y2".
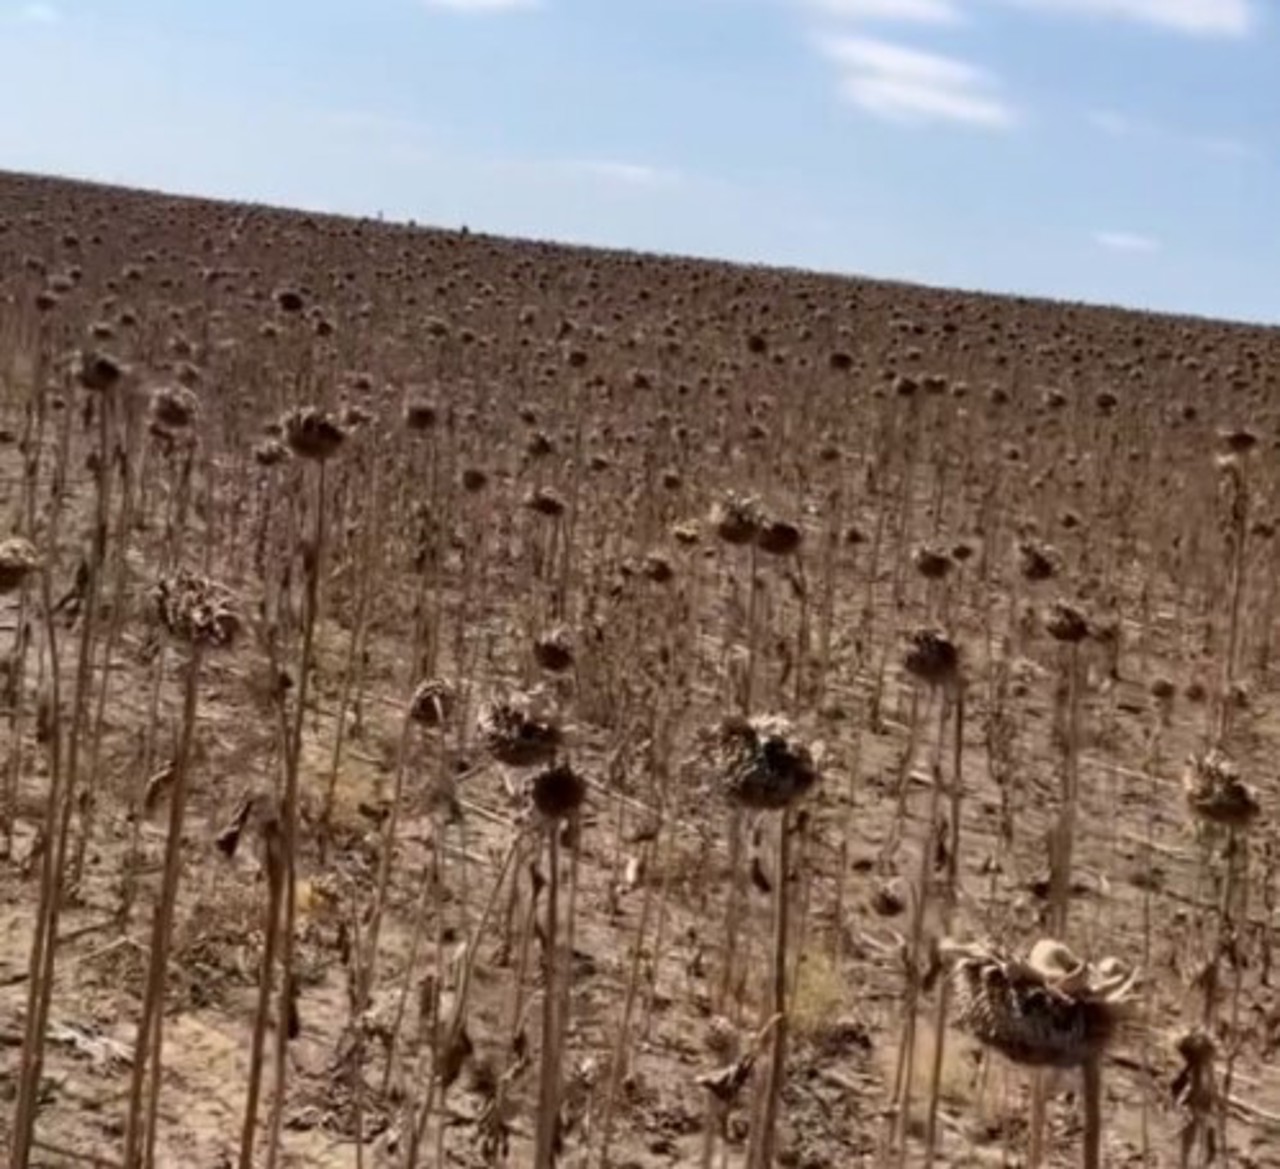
[
  {"x1": 567, "y1": 161, "x2": 683, "y2": 188},
  {"x1": 801, "y1": 0, "x2": 1256, "y2": 35},
  {"x1": 422, "y1": 0, "x2": 537, "y2": 11},
  {"x1": 1088, "y1": 109, "x2": 1133, "y2": 137},
  {"x1": 819, "y1": 34, "x2": 1017, "y2": 128},
  {"x1": 485, "y1": 156, "x2": 685, "y2": 193},
  {"x1": 803, "y1": 0, "x2": 963, "y2": 23},
  {"x1": 801, "y1": 0, "x2": 1251, "y2": 138},
  {"x1": 1094, "y1": 230, "x2": 1161, "y2": 253},
  {"x1": 18, "y1": 2, "x2": 61, "y2": 22},
  {"x1": 1089, "y1": 109, "x2": 1262, "y2": 160},
  {"x1": 1196, "y1": 135, "x2": 1262, "y2": 160},
  {"x1": 1012, "y1": 0, "x2": 1254, "y2": 37}
]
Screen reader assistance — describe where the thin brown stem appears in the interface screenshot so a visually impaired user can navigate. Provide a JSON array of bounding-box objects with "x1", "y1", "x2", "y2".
[
  {"x1": 238, "y1": 816, "x2": 285, "y2": 1169},
  {"x1": 752, "y1": 808, "x2": 792, "y2": 1169},
  {"x1": 533, "y1": 824, "x2": 562, "y2": 1169},
  {"x1": 266, "y1": 459, "x2": 328, "y2": 1167},
  {"x1": 1082, "y1": 1057, "x2": 1103, "y2": 1169},
  {"x1": 123, "y1": 643, "x2": 204, "y2": 1166}
]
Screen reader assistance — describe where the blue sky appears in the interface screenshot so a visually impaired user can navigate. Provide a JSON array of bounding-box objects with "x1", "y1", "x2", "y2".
[{"x1": 1, "y1": 0, "x2": 1274, "y2": 322}]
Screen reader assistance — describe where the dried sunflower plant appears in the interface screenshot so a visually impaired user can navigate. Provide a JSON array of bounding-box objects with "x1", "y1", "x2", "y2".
[
  {"x1": 940, "y1": 937, "x2": 1141, "y2": 1169},
  {"x1": 3, "y1": 171, "x2": 1280, "y2": 1169}
]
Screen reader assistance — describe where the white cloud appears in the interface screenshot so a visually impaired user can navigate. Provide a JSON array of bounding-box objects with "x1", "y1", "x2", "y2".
[
  {"x1": 819, "y1": 34, "x2": 1016, "y2": 128},
  {"x1": 1088, "y1": 109, "x2": 1261, "y2": 160},
  {"x1": 1088, "y1": 109, "x2": 1133, "y2": 136},
  {"x1": 1011, "y1": 0, "x2": 1253, "y2": 36},
  {"x1": 19, "y1": 2, "x2": 61, "y2": 22},
  {"x1": 485, "y1": 157, "x2": 686, "y2": 193},
  {"x1": 568, "y1": 161, "x2": 683, "y2": 188},
  {"x1": 800, "y1": 0, "x2": 1255, "y2": 34},
  {"x1": 804, "y1": 0, "x2": 963, "y2": 23},
  {"x1": 1192, "y1": 135, "x2": 1262, "y2": 160},
  {"x1": 422, "y1": 0, "x2": 537, "y2": 10},
  {"x1": 801, "y1": 2, "x2": 1252, "y2": 137},
  {"x1": 1094, "y1": 230, "x2": 1161, "y2": 253}
]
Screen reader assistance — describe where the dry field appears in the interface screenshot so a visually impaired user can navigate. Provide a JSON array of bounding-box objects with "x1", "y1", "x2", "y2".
[{"x1": 1, "y1": 168, "x2": 1280, "y2": 1168}]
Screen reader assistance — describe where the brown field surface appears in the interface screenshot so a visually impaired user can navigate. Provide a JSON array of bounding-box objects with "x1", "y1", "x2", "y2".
[{"x1": 1, "y1": 168, "x2": 1279, "y2": 1167}]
